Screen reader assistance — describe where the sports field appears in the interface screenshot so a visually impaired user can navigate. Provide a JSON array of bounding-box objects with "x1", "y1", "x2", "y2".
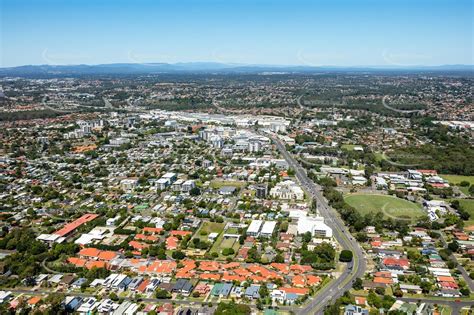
[
  {"x1": 210, "y1": 180, "x2": 247, "y2": 189},
  {"x1": 344, "y1": 194, "x2": 424, "y2": 221},
  {"x1": 193, "y1": 221, "x2": 225, "y2": 241},
  {"x1": 209, "y1": 234, "x2": 241, "y2": 259},
  {"x1": 459, "y1": 199, "x2": 474, "y2": 228},
  {"x1": 440, "y1": 174, "x2": 474, "y2": 185},
  {"x1": 440, "y1": 175, "x2": 473, "y2": 196}
]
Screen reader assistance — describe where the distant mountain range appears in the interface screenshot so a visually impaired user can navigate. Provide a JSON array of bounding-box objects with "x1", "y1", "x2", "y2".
[{"x1": 0, "y1": 62, "x2": 472, "y2": 77}]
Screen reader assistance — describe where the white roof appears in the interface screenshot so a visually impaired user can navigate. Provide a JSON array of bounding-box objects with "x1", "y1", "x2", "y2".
[
  {"x1": 48, "y1": 274, "x2": 63, "y2": 283},
  {"x1": 247, "y1": 220, "x2": 263, "y2": 234},
  {"x1": 74, "y1": 233, "x2": 101, "y2": 245},
  {"x1": 297, "y1": 216, "x2": 332, "y2": 237},
  {"x1": 261, "y1": 221, "x2": 277, "y2": 234},
  {"x1": 0, "y1": 291, "x2": 12, "y2": 300},
  {"x1": 36, "y1": 233, "x2": 66, "y2": 243},
  {"x1": 162, "y1": 172, "x2": 176, "y2": 178}
]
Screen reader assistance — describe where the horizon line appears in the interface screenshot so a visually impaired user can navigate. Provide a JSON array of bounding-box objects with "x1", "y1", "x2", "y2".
[{"x1": 1, "y1": 61, "x2": 473, "y2": 70}]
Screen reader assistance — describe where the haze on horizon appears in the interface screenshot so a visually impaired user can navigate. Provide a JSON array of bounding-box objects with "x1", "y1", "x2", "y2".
[{"x1": 1, "y1": 0, "x2": 473, "y2": 68}]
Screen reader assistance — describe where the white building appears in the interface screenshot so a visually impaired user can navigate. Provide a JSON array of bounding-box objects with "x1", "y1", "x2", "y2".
[
  {"x1": 210, "y1": 135, "x2": 224, "y2": 148},
  {"x1": 247, "y1": 220, "x2": 263, "y2": 237},
  {"x1": 120, "y1": 179, "x2": 138, "y2": 191},
  {"x1": 248, "y1": 139, "x2": 262, "y2": 152},
  {"x1": 270, "y1": 122, "x2": 287, "y2": 133},
  {"x1": 172, "y1": 179, "x2": 184, "y2": 192},
  {"x1": 110, "y1": 137, "x2": 130, "y2": 146},
  {"x1": 156, "y1": 178, "x2": 170, "y2": 190},
  {"x1": 260, "y1": 221, "x2": 277, "y2": 238},
  {"x1": 270, "y1": 180, "x2": 304, "y2": 200},
  {"x1": 297, "y1": 215, "x2": 333, "y2": 238},
  {"x1": 182, "y1": 180, "x2": 196, "y2": 193},
  {"x1": 162, "y1": 172, "x2": 177, "y2": 182}
]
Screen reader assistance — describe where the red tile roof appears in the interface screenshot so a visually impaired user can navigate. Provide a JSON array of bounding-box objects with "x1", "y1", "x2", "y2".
[
  {"x1": 137, "y1": 279, "x2": 149, "y2": 293},
  {"x1": 306, "y1": 275, "x2": 321, "y2": 286},
  {"x1": 199, "y1": 273, "x2": 221, "y2": 281},
  {"x1": 141, "y1": 260, "x2": 177, "y2": 274},
  {"x1": 98, "y1": 251, "x2": 118, "y2": 261},
  {"x1": 437, "y1": 276, "x2": 456, "y2": 283},
  {"x1": 53, "y1": 213, "x2": 99, "y2": 237},
  {"x1": 222, "y1": 273, "x2": 246, "y2": 282},
  {"x1": 85, "y1": 261, "x2": 108, "y2": 270},
  {"x1": 279, "y1": 287, "x2": 309, "y2": 295},
  {"x1": 27, "y1": 296, "x2": 41, "y2": 305},
  {"x1": 143, "y1": 227, "x2": 164, "y2": 234},
  {"x1": 129, "y1": 241, "x2": 149, "y2": 251},
  {"x1": 199, "y1": 261, "x2": 220, "y2": 271},
  {"x1": 166, "y1": 236, "x2": 179, "y2": 250},
  {"x1": 374, "y1": 277, "x2": 393, "y2": 284},
  {"x1": 79, "y1": 247, "x2": 101, "y2": 258},
  {"x1": 68, "y1": 257, "x2": 86, "y2": 267},
  {"x1": 270, "y1": 263, "x2": 290, "y2": 274},
  {"x1": 292, "y1": 275, "x2": 306, "y2": 287},
  {"x1": 383, "y1": 257, "x2": 409, "y2": 268},
  {"x1": 290, "y1": 264, "x2": 312, "y2": 273},
  {"x1": 135, "y1": 234, "x2": 158, "y2": 242},
  {"x1": 170, "y1": 230, "x2": 192, "y2": 237},
  {"x1": 440, "y1": 281, "x2": 458, "y2": 289}
]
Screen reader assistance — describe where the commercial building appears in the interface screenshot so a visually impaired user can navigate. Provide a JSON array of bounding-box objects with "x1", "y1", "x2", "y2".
[
  {"x1": 255, "y1": 184, "x2": 267, "y2": 199},
  {"x1": 297, "y1": 215, "x2": 333, "y2": 238},
  {"x1": 270, "y1": 180, "x2": 304, "y2": 200},
  {"x1": 246, "y1": 220, "x2": 263, "y2": 237},
  {"x1": 260, "y1": 221, "x2": 277, "y2": 238}
]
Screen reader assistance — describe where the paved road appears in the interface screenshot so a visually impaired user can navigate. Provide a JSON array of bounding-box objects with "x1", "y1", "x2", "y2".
[
  {"x1": 438, "y1": 232, "x2": 474, "y2": 292},
  {"x1": 271, "y1": 136, "x2": 366, "y2": 315},
  {"x1": 382, "y1": 95, "x2": 423, "y2": 114}
]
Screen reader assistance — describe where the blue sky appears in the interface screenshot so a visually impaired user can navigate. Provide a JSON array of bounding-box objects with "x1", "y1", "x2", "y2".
[{"x1": 1, "y1": 0, "x2": 472, "y2": 67}]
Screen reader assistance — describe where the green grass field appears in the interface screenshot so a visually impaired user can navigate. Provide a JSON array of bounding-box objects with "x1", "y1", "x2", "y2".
[
  {"x1": 341, "y1": 144, "x2": 361, "y2": 151},
  {"x1": 344, "y1": 194, "x2": 424, "y2": 221},
  {"x1": 210, "y1": 180, "x2": 247, "y2": 189},
  {"x1": 193, "y1": 221, "x2": 225, "y2": 241},
  {"x1": 459, "y1": 199, "x2": 474, "y2": 228},
  {"x1": 440, "y1": 174, "x2": 474, "y2": 185},
  {"x1": 209, "y1": 234, "x2": 241, "y2": 260},
  {"x1": 440, "y1": 174, "x2": 473, "y2": 196},
  {"x1": 374, "y1": 152, "x2": 385, "y2": 162}
]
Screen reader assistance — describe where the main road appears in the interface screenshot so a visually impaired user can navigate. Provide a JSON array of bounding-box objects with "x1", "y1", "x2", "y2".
[
  {"x1": 438, "y1": 232, "x2": 474, "y2": 292},
  {"x1": 271, "y1": 135, "x2": 366, "y2": 315}
]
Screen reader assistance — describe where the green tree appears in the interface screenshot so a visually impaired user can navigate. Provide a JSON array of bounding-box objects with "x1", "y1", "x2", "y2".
[
  {"x1": 448, "y1": 240, "x2": 459, "y2": 253},
  {"x1": 339, "y1": 250, "x2": 353, "y2": 262},
  {"x1": 190, "y1": 187, "x2": 201, "y2": 196},
  {"x1": 215, "y1": 301, "x2": 251, "y2": 315},
  {"x1": 155, "y1": 289, "x2": 171, "y2": 299},
  {"x1": 352, "y1": 278, "x2": 363, "y2": 290}
]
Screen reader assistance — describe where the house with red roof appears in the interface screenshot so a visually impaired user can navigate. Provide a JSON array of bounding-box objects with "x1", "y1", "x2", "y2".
[
  {"x1": 129, "y1": 241, "x2": 149, "y2": 251},
  {"x1": 53, "y1": 213, "x2": 99, "y2": 237},
  {"x1": 278, "y1": 287, "x2": 309, "y2": 295},
  {"x1": 143, "y1": 227, "x2": 163, "y2": 234},
  {"x1": 170, "y1": 230, "x2": 192, "y2": 237},
  {"x1": 166, "y1": 236, "x2": 179, "y2": 250},
  {"x1": 382, "y1": 257, "x2": 410, "y2": 270},
  {"x1": 194, "y1": 284, "x2": 211, "y2": 295}
]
